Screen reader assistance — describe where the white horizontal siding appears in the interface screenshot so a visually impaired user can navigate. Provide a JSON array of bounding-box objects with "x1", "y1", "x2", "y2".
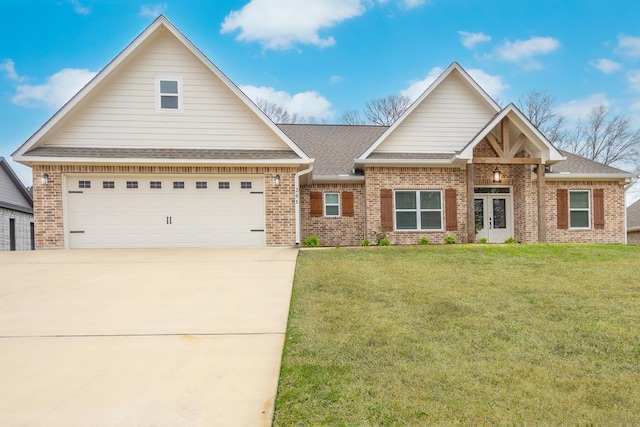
[
  {"x1": 44, "y1": 28, "x2": 290, "y2": 151},
  {"x1": 376, "y1": 73, "x2": 495, "y2": 153},
  {"x1": 0, "y1": 167, "x2": 30, "y2": 209}
]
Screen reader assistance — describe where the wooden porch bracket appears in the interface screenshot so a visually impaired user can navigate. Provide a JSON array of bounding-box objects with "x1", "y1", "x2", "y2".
[
  {"x1": 467, "y1": 163, "x2": 475, "y2": 243},
  {"x1": 537, "y1": 162, "x2": 547, "y2": 242}
]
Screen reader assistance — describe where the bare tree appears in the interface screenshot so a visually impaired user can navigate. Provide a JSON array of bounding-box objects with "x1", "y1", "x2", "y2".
[
  {"x1": 566, "y1": 105, "x2": 640, "y2": 166},
  {"x1": 255, "y1": 98, "x2": 298, "y2": 124},
  {"x1": 338, "y1": 109, "x2": 367, "y2": 125},
  {"x1": 517, "y1": 90, "x2": 567, "y2": 146},
  {"x1": 363, "y1": 95, "x2": 412, "y2": 126}
]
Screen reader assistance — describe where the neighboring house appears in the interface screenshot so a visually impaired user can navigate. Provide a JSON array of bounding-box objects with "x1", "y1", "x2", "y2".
[
  {"x1": 628, "y1": 199, "x2": 640, "y2": 245},
  {"x1": 12, "y1": 16, "x2": 635, "y2": 249},
  {"x1": 0, "y1": 158, "x2": 34, "y2": 251}
]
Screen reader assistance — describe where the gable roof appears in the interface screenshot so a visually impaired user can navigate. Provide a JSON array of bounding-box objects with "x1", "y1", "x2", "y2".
[
  {"x1": 359, "y1": 62, "x2": 501, "y2": 159},
  {"x1": 279, "y1": 124, "x2": 387, "y2": 178},
  {"x1": 457, "y1": 103, "x2": 565, "y2": 163},
  {"x1": 12, "y1": 15, "x2": 309, "y2": 163},
  {"x1": 0, "y1": 157, "x2": 33, "y2": 214},
  {"x1": 628, "y1": 199, "x2": 640, "y2": 231}
]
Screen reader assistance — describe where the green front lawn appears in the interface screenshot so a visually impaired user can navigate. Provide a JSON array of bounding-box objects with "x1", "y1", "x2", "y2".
[{"x1": 274, "y1": 244, "x2": 640, "y2": 425}]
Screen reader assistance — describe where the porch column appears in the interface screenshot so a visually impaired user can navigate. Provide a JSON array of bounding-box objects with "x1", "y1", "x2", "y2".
[
  {"x1": 467, "y1": 163, "x2": 475, "y2": 243},
  {"x1": 537, "y1": 162, "x2": 547, "y2": 242}
]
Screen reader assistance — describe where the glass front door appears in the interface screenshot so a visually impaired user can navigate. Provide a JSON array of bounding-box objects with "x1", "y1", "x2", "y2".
[{"x1": 474, "y1": 189, "x2": 512, "y2": 243}]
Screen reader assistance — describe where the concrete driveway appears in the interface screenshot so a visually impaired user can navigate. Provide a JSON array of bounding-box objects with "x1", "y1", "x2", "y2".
[{"x1": 0, "y1": 247, "x2": 298, "y2": 426}]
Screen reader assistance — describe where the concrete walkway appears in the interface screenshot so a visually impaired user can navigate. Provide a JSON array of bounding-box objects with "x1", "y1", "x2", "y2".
[{"x1": 0, "y1": 247, "x2": 298, "y2": 426}]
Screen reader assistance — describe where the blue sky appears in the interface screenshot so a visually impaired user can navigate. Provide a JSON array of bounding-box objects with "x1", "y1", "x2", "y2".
[{"x1": 2, "y1": 0, "x2": 640, "y2": 200}]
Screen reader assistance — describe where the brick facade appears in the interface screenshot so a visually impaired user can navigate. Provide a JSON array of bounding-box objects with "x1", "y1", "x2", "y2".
[
  {"x1": 0, "y1": 207, "x2": 33, "y2": 251},
  {"x1": 364, "y1": 166, "x2": 468, "y2": 245},
  {"x1": 32, "y1": 164, "x2": 298, "y2": 249},
  {"x1": 300, "y1": 183, "x2": 366, "y2": 246}
]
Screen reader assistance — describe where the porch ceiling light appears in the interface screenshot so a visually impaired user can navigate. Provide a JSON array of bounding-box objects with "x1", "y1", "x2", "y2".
[
  {"x1": 41, "y1": 173, "x2": 49, "y2": 185},
  {"x1": 492, "y1": 168, "x2": 502, "y2": 183},
  {"x1": 274, "y1": 174, "x2": 281, "y2": 186}
]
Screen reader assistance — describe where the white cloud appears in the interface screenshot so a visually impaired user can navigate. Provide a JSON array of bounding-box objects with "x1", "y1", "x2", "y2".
[
  {"x1": 590, "y1": 58, "x2": 622, "y2": 74},
  {"x1": 240, "y1": 85, "x2": 333, "y2": 119},
  {"x1": 0, "y1": 59, "x2": 24, "y2": 82},
  {"x1": 12, "y1": 68, "x2": 96, "y2": 109},
  {"x1": 494, "y1": 36, "x2": 560, "y2": 69},
  {"x1": 401, "y1": 66, "x2": 508, "y2": 101},
  {"x1": 553, "y1": 93, "x2": 610, "y2": 121},
  {"x1": 139, "y1": 3, "x2": 168, "y2": 18},
  {"x1": 221, "y1": 0, "x2": 365, "y2": 50},
  {"x1": 615, "y1": 35, "x2": 640, "y2": 58},
  {"x1": 627, "y1": 69, "x2": 640, "y2": 92},
  {"x1": 70, "y1": 0, "x2": 90, "y2": 15},
  {"x1": 458, "y1": 31, "x2": 491, "y2": 49}
]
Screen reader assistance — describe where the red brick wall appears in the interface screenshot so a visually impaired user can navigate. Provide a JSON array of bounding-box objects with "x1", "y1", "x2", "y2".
[
  {"x1": 32, "y1": 164, "x2": 298, "y2": 249},
  {"x1": 300, "y1": 183, "x2": 366, "y2": 246}
]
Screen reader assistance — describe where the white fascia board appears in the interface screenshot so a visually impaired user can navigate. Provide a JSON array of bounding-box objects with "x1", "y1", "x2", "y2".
[
  {"x1": 312, "y1": 175, "x2": 365, "y2": 183},
  {"x1": 12, "y1": 16, "x2": 310, "y2": 162},
  {"x1": 546, "y1": 173, "x2": 634, "y2": 181},
  {"x1": 358, "y1": 62, "x2": 501, "y2": 160},
  {"x1": 17, "y1": 156, "x2": 313, "y2": 167},
  {"x1": 458, "y1": 104, "x2": 564, "y2": 162},
  {"x1": 355, "y1": 157, "x2": 459, "y2": 168}
]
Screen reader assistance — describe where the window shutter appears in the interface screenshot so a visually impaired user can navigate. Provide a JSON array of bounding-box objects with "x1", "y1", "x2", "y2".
[
  {"x1": 445, "y1": 188, "x2": 457, "y2": 231},
  {"x1": 380, "y1": 189, "x2": 393, "y2": 231},
  {"x1": 341, "y1": 192, "x2": 354, "y2": 217},
  {"x1": 557, "y1": 189, "x2": 568, "y2": 229},
  {"x1": 593, "y1": 189, "x2": 605, "y2": 229},
  {"x1": 310, "y1": 192, "x2": 323, "y2": 217}
]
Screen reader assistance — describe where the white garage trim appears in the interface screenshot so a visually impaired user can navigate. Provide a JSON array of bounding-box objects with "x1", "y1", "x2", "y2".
[{"x1": 63, "y1": 174, "x2": 266, "y2": 249}]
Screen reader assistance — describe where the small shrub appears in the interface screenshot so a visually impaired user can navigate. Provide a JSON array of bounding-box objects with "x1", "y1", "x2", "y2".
[
  {"x1": 477, "y1": 237, "x2": 488, "y2": 244},
  {"x1": 361, "y1": 239, "x2": 370, "y2": 246},
  {"x1": 378, "y1": 238, "x2": 391, "y2": 246},
  {"x1": 505, "y1": 237, "x2": 517, "y2": 244},
  {"x1": 444, "y1": 235, "x2": 456, "y2": 244},
  {"x1": 417, "y1": 237, "x2": 430, "y2": 245},
  {"x1": 302, "y1": 235, "x2": 321, "y2": 247}
]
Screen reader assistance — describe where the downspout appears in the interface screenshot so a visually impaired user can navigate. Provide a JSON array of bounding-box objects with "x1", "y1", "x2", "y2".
[
  {"x1": 624, "y1": 178, "x2": 636, "y2": 245},
  {"x1": 294, "y1": 163, "x2": 314, "y2": 245}
]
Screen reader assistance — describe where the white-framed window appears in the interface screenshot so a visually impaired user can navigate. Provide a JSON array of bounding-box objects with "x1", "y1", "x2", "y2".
[
  {"x1": 569, "y1": 190, "x2": 590, "y2": 229},
  {"x1": 79, "y1": 180, "x2": 91, "y2": 189},
  {"x1": 218, "y1": 182, "x2": 230, "y2": 189},
  {"x1": 196, "y1": 181, "x2": 207, "y2": 189},
  {"x1": 173, "y1": 181, "x2": 185, "y2": 189},
  {"x1": 156, "y1": 77, "x2": 181, "y2": 111},
  {"x1": 324, "y1": 193, "x2": 340, "y2": 217},
  {"x1": 150, "y1": 181, "x2": 162, "y2": 189},
  {"x1": 102, "y1": 181, "x2": 115, "y2": 189},
  {"x1": 126, "y1": 181, "x2": 138, "y2": 189},
  {"x1": 395, "y1": 190, "x2": 443, "y2": 230},
  {"x1": 241, "y1": 181, "x2": 252, "y2": 189}
]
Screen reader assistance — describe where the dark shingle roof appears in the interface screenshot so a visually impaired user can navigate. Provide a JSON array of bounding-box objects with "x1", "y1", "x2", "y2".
[
  {"x1": 25, "y1": 147, "x2": 301, "y2": 160},
  {"x1": 628, "y1": 199, "x2": 640, "y2": 229},
  {"x1": 552, "y1": 150, "x2": 630, "y2": 174},
  {"x1": 278, "y1": 124, "x2": 387, "y2": 175}
]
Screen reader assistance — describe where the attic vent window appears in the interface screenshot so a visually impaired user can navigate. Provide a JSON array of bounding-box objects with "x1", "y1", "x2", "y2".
[{"x1": 158, "y1": 78, "x2": 180, "y2": 110}]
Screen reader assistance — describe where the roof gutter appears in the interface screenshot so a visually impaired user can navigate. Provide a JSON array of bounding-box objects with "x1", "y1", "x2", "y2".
[
  {"x1": 312, "y1": 175, "x2": 365, "y2": 183},
  {"x1": 295, "y1": 163, "x2": 314, "y2": 246}
]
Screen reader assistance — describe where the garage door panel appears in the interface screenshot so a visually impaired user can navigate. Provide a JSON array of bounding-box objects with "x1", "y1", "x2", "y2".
[{"x1": 66, "y1": 175, "x2": 266, "y2": 249}]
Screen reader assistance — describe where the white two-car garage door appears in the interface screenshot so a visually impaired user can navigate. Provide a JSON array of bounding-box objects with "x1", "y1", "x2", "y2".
[{"x1": 65, "y1": 175, "x2": 265, "y2": 249}]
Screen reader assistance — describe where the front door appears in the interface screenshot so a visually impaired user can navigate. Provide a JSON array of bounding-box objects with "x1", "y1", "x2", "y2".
[{"x1": 474, "y1": 188, "x2": 512, "y2": 243}]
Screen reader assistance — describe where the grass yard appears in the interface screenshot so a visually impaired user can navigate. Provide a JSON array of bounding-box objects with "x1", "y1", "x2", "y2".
[{"x1": 273, "y1": 244, "x2": 640, "y2": 425}]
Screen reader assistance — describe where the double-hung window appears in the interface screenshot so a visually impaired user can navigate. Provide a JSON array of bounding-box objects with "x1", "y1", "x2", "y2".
[
  {"x1": 569, "y1": 190, "x2": 590, "y2": 228},
  {"x1": 157, "y1": 78, "x2": 180, "y2": 110},
  {"x1": 324, "y1": 193, "x2": 340, "y2": 217},
  {"x1": 395, "y1": 190, "x2": 442, "y2": 230}
]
